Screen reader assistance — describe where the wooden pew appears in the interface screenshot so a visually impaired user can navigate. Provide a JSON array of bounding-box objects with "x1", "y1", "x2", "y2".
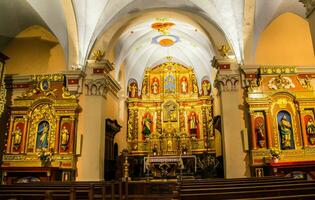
[{"x1": 175, "y1": 178, "x2": 315, "y2": 200}]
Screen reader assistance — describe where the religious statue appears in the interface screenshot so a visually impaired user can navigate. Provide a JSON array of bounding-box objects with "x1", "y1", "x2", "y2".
[
  {"x1": 142, "y1": 115, "x2": 152, "y2": 138},
  {"x1": 202, "y1": 81, "x2": 210, "y2": 96},
  {"x1": 12, "y1": 127, "x2": 22, "y2": 150},
  {"x1": 256, "y1": 122, "x2": 265, "y2": 148},
  {"x1": 279, "y1": 115, "x2": 292, "y2": 149},
  {"x1": 306, "y1": 118, "x2": 315, "y2": 145},
  {"x1": 128, "y1": 83, "x2": 137, "y2": 98},
  {"x1": 142, "y1": 84, "x2": 147, "y2": 96},
  {"x1": 189, "y1": 112, "x2": 198, "y2": 136},
  {"x1": 181, "y1": 77, "x2": 188, "y2": 93},
  {"x1": 60, "y1": 126, "x2": 70, "y2": 150},
  {"x1": 36, "y1": 121, "x2": 49, "y2": 149},
  {"x1": 151, "y1": 78, "x2": 159, "y2": 94}
]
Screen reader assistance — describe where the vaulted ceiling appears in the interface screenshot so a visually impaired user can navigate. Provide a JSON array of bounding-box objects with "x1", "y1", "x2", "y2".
[{"x1": 0, "y1": 0, "x2": 307, "y2": 85}]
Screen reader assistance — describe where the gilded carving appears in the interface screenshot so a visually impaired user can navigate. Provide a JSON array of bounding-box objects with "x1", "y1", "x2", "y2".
[
  {"x1": 27, "y1": 104, "x2": 56, "y2": 152},
  {"x1": 62, "y1": 87, "x2": 76, "y2": 99},
  {"x1": 260, "y1": 66, "x2": 296, "y2": 75},
  {"x1": 0, "y1": 80, "x2": 6, "y2": 115},
  {"x1": 297, "y1": 75, "x2": 312, "y2": 90},
  {"x1": 92, "y1": 50, "x2": 105, "y2": 62},
  {"x1": 127, "y1": 62, "x2": 213, "y2": 155},
  {"x1": 268, "y1": 75, "x2": 295, "y2": 90}
]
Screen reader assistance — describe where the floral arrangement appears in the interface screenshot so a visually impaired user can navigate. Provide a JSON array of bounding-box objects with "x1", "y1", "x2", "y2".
[
  {"x1": 37, "y1": 148, "x2": 53, "y2": 167},
  {"x1": 269, "y1": 148, "x2": 281, "y2": 159}
]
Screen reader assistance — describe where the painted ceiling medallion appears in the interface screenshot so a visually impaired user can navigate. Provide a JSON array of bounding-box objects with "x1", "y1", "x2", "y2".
[
  {"x1": 151, "y1": 22, "x2": 175, "y2": 35},
  {"x1": 152, "y1": 35, "x2": 179, "y2": 47}
]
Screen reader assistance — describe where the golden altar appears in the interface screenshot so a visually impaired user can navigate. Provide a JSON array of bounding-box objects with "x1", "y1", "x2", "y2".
[
  {"x1": 126, "y1": 62, "x2": 215, "y2": 177},
  {"x1": 1, "y1": 74, "x2": 79, "y2": 183},
  {"x1": 244, "y1": 66, "x2": 315, "y2": 177}
]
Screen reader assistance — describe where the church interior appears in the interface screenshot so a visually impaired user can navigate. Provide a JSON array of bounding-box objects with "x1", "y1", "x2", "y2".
[{"x1": 2, "y1": 0, "x2": 315, "y2": 199}]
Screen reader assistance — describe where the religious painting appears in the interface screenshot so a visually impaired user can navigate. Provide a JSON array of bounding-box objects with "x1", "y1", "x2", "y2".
[
  {"x1": 201, "y1": 80, "x2": 211, "y2": 96},
  {"x1": 36, "y1": 120, "x2": 50, "y2": 149},
  {"x1": 305, "y1": 115, "x2": 315, "y2": 145},
  {"x1": 142, "y1": 112, "x2": 153, "y2": 140},
  {"x1": 151, "y1": 77, "x2": 160, "y2": 94},
  {"x1": 277, "y1": 110, "x2": 295, "y2": 150},
  {"x1": 11, "y1": 121, "x2": 25, "y2": 151},
  {"x1": 60, "y1": 121, "x2": 71, "y2": 152},
  {"x1": 128, "y1": 79, "x2": 138, "y2": 98},
  {"x1": 188, "y1": 112, "x2": 199, "y2": 138},
  {"x1": 164, "y1": 73, "x2": 176, "y2": 94},
  {"x1": 180, "y1": 76, "x2": 188, "y2": 94},
  {"x1": 254, "y1": 115, "x2": 266, "y2": 148},
  {"x1": 163, "y1": 100, "x2": 178, "y2": 122}
]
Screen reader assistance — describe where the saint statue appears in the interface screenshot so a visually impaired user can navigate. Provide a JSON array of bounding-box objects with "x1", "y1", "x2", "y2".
[
  {"x1": 36, "y1": 121, "x2": 49, "y2": 149},
  {"x1": 279, "y1": 115, "x2": 292, "y2": 149},
  {"x1": 189, "y1": 112, "x2": 198, "y2": 136},
  {"x1": 61, "y1": 126, "x2": 70, "y2": 150},
  {"x1": 142, "y1": 84, "x2": 147, "y2": 96},
  {"x1": 151, "y1": 78, "x2": 159, "y2": 94},
  {"x1": 202, "y1": 81, "x2": 210, "y2": 96},
  {"x1": 256, "y1": 122, "x2": 265, "y2": 148},
  {"x1": 142, "y1": 115, "x2": 152, "y2": 138},
  {"x1": 128, "y1": 83, "x2": 137, "y2": 98},
  {"x1": 306, "y1": 118, "x2": 315, "y2": 145},
  {"x1": 307, "y1": 118, "x2": 315, "y2": 135},
  {"x1": 181, "y1": 77, "x2": 188, "y2": 93},
  {"x1": 12, "y1": 127, "x2": 22, "y2": 149}
]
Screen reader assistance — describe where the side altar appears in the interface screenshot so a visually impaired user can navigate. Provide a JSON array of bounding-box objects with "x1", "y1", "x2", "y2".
[
  {"x1": 1, "y1": 74, "x2": 79, "y2": 184},
  {"x1": 126, "y1": 62, "x2": 217, "y2": 178},
  {"x1": 244, "y1": 66, "x2": 315, "y2": 178}
]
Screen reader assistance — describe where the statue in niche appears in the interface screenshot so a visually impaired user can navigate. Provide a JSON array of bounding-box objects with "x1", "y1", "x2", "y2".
[
  {"x1": 181, "y1": 77, "x2": 188, "y2": 94},
  {"x1": 306, "y1": 117, "x2": 315, "y2": 145},
  {"x1": 163, "y1": 101, "x2": 178, "y2": 122},
  {"x1": 142, "y1": 113, "x2": 152, "y2": 138},
  {"x1": 202, "y1": 80, "x2": 210, "y2": 96},
  {"x1": 36, "y1": 121, "x2": 49, "y2": 149},
  {"x1": 60, "y1": 126, "x2": 70, "y2": 150},
  {"x1": 256, "y1": 121, "x2": 265, "y2": 148},
  {"x1": 151, "y1": 77, "x2": 159, "y2": 94},
  {"x1": 189, "y1": 112, "x2": 199, "y2": 137},
  {"x1": 278, "y1": 111, "x2": 294, "y2": 149},
  {"x1": 192, "y1": 76, "x2": 198, "y2": 94},
  {"x1": 128, "y1": 82, "x2": 138, "y2": 98},
  {"x1": 12, "y1": 126, "x2": 22, "y2": 150}
]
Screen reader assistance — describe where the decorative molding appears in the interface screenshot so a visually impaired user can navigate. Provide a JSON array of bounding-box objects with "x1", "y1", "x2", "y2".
[
  {"x1": 216, "y1": 74, "x2": 240, "y2": 91},
  {"x1": 300, "y1": 0, "x2": 315, "y2": 17},
  {"x1": 63, "y1": 70, "x2": 85, "y2": 94},
  {"x1": 260, "y1": 66, "x2": 297, "y2": 75}
]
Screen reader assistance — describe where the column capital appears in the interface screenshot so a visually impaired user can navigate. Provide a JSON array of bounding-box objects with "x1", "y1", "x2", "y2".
[{"x1": 216, "y1": 74, "x2": 240, "y2": 92}]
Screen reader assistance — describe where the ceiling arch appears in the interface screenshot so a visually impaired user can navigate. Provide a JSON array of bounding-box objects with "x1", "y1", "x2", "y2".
[
  {"x1": 79, "y1": 0, "x2": 244, "y2": 67},
  {"x1": 253, "y1": 0, "x2": 305, "y2": 62},
  {"x1": 114, "y1": 17, "x2": 217, "y2": 89}
]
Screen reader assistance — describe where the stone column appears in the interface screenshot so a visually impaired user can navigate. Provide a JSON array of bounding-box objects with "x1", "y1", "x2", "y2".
[
  {"x1": 76, "y1": 60, "x2": 121, "y2": 181},
  {"x1": 216, "y1": 58, "x2": 249, "y2": 178}
]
